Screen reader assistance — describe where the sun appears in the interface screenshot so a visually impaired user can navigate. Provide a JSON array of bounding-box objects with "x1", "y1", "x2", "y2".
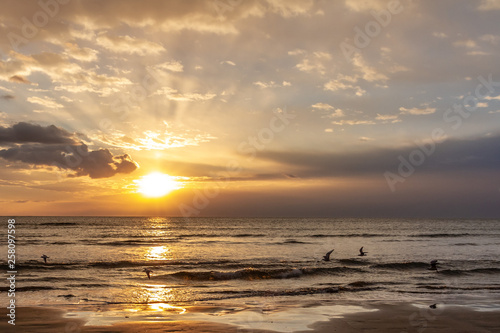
[{"x1": 135, "y1": 172, "x2": 182, "y2": 198}]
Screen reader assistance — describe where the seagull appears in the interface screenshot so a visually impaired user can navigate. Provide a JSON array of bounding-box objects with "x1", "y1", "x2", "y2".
[
  {"x1": 41, "y1": 254, "x2": 49, "y2": 263},
  {"x1": 429, "y1": 304, "x2": 437, "y2": 309},
  {"x1": 358, "y1": 247, "x2": 367, "y2": 256},
  {"x1": 429, "y1": 260, "x2": 439, "y2": 271},
  {"x1": 143, "y1": 268, "x2": 153, "y2": 279},
  {"x1": 323, "y1": 249, "x2": 334, "y2": 261}
]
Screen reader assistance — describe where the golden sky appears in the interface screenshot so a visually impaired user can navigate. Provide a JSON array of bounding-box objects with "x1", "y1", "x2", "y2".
[{"x1": 1, "y1": 0, "x2": 500, "y2": 217}]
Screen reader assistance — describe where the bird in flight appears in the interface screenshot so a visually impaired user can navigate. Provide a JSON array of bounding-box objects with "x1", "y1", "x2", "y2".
[
  {"x1": 323, "y1": 249, "x2": 334, "y2": 261},
  {"x1": 429, "y1": 260, "x2": 439, "y2": 271},
  {"x1": 429, "y1": 304, "x2": 437, "y2": 309},
  {"x1": 41, "y1": 254, "x2": 49, "y2": 263},
  {"x1": 358, "y1": 247, "x2": 367, "y2": 256},
  {"x1": 143, "y1": 268, "x2": 153, "y2": 279}
]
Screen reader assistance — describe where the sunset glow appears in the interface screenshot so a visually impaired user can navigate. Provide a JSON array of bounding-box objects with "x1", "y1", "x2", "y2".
[{"x1": 0, "y1": 1, "x2": 499, "y2": 217}]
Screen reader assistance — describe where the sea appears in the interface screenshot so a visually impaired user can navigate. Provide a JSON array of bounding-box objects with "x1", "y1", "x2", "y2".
[{"x1": 2, "y1": 217, "x2": 500, "y2": 311}]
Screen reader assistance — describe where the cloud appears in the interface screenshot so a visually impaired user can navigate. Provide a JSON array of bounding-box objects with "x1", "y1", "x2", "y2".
[
  {"x1": 253, "y1": 81, "x2": 290, "y2": 89},
  {"x1": 156, "y1": 60, "x2": 184, "y2": 72},
  {"x1": 376, "y1": 113, "x2": 401, "y2": 123},
  {"x1": 9, "y1": 75, "x2": 31, "y2": 84},
  {"x1": 0, "y1": 51, "x2": 131, "y2": 95},
  {"x1": 256, "y1": 134, "x2": 500, "y2": 178},
  {"x1": 376, "y1": 113, "x2": 399, "y2": 121},
  {"x1": 432, "y1": 32, "x2": 448, "y2": 38},
  {"x1": 453, "y1": 39, "x2": 478, "y2": 48},
  {"x1": 0, "y1": 123, "x2": 139, "y2": 179},
  {"x1": 399, "y1": 106, "x2": 436, "y2": 115},
  {"x1": 344, "y1": 0, "x2": 387, "y2": 12},
  {"x1": 221, "y1": 60, "x2": 236, "y2": 66},
  {"x1": 266, "y1": 0, "x2": 314, "y2": 17},
  {"x1": 96, "y1": 34, "x2": 165, "y2": 55},
  {"x1": 295, "y1": 52, "x2": 332, "y2": 75},
  {"x1": 311, "y1": 103, "x2": 344, "y2": 117},
  {"x1": 477, "y1": 0, "x2": 500, "y2": 10},
  {"x1": 154, "y1": 87, "x2": 216, "y2": 101},
  {"x1": 480, "y1": 34, "x2": 500, "y2": 44},
  {"x1": 332, "y1": 119, "x2": 375, "y2": 125},
  {"x1": 324, "y1": 76, "x2": 366, "y2": 96},
  {"x1": 64, "y1": 43, "x2": 99, "y2": 62},
  {"x1": 0, "y1": 122, "x2": 77, "y2": 144},
  {"x1": 311, "y1": 103, "x2": 334, "y2": 110},
  {"x1": 27, "y1": 96, "x2": 64, "y2": 109},
  {"x1": 352, "y1": 54, "x2": 388, "y2": 83}
]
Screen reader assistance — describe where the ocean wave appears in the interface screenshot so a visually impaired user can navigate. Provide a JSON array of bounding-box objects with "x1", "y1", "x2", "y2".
[
  {"x1": 409, "y1": 233, "x2": 474, "y2": 238},
  {"x1": 310, "y1": 233, "x2": 387, "y2": 238},
  {"x1": 417, "y1": 285, "x2": 500, "y2": 291},
  {"x1": 371, "y1": 262, "x2": 429, "y2": 270},
  {"x1": 346, "y1": 281, "x2": 379, "y2": 288},
  {"x1": 0, "y1": 286, "x2": 59, "y2": 292},
  {"x1": 107, "y1": 286, "x2": 342, "y2": 303},
  {"x1": 439, "y1": 268, "x2": 500, "y2": 276},
  {"x1": 279, "y1": 239, "x2": 312, "y2": 244},
  {"x1": 39, "y1": 222, "x2": 79, "y2": 226},
  {"x1": 234, "y1": 233, "x2": 267, "y2": 238},
  {"x1": 9, "y1": 259, "x2": 238, "y2": 270},
  {"x1": 162, "y1": 266, "x2": 365, "y2": 281},
  {"x1": 87, "y1": 259, "x2": 235, "y2": 268},
  {"x1": 338, "y1": 259, "x2": 370, "y2": 266},
  {"x1": 87, "y1": 239, "x2": 179, "y2": 246},
  {"x1": 176, "y1": 233, "x2": 267, "y2": 239},
  {"x1": 66, "y1": 283, "x2": 115, "y2": 288}
]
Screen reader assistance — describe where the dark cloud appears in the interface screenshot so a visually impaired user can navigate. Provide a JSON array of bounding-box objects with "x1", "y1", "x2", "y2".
[
  {"x1": 0, "y1": 122, "x2": 139, "y2": 178},
  {"x1": 0, "y1": 122, "x2": 77, "y2": 144},
  {"x1": 256, "y1": 134, "x2": 500, "y2": 178},
  {"x1": 9, "y1": 75, "x2": 31, "y2": 84},
  {"x1": 1, "y1": 94, "x2": 14, "y2": 100}
]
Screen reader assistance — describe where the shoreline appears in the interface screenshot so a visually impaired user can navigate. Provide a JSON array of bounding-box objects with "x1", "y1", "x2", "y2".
[{"x1": 2, "y1": 300, "x2": 500, "y2": 332}]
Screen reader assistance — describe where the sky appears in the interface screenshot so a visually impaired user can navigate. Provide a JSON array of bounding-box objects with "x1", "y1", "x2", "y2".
[{"x1": 0, "y1": 0, "x2": 499, "y2": 217}]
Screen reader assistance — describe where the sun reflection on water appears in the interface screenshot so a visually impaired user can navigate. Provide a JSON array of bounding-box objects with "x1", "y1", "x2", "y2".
[
  {"x1": 149, "y1": 303, "x2": 186, "y2": 314},
  {"x1": 145, "y1": 245, "x2": 171, "y2": 260}
]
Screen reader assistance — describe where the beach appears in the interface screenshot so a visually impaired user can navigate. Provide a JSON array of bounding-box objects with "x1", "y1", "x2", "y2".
[{"x1": 2, "y1": 301, "x2": 500, "y2": 332}]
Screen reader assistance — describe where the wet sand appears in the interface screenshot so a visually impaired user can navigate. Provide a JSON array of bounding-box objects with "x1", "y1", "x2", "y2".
[{"x1": 1, "y1": 302, "x2": 499, "y2": 332}]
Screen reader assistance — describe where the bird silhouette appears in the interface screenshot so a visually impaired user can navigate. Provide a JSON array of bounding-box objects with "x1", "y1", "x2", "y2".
[
  {"x1": 429, "y1": 260, "x2": 439, "y2": 271},
  {"x1": 323, "y1": 249, "x2": 334, "y2": 261},
  {"x1": 143, "y1": 268, "x2": 153, "y2": 279}
]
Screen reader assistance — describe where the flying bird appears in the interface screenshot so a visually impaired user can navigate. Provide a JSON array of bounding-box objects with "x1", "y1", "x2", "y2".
[
  {"x1": 428, "y1": 260, "x2": 439, "y2": 271},
  {"x1": 143, "y1": 268, "x2": 153, "y2": 279},
  {"x1": 429, "y1": 304, "x2": 437, "y2": 309},
  {"x1": 41, "y1": 254, "x2": 49, "y2": 263},
  {"x1": 323, "y1": 249, "x2": 334, "y2": 261},
  {"x1": 358, "y1": 247, "x2": 367, "y2": 256}
]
